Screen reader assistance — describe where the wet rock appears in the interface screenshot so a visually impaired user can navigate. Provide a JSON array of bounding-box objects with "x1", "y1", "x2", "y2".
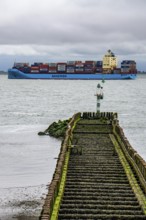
[
  {"x1": 38, "y1": 131, "x2": 46, "y2": 136},
  {"x1": 38, "y1": 119, "x2": 70, "y2": 138}
]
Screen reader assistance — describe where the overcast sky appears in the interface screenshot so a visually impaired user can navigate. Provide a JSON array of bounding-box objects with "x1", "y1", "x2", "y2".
[{"x1": 0, "y1": 0, "x2": 146, "y2": 71}]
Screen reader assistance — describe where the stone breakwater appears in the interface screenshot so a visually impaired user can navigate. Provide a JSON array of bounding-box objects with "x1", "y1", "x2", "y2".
[{"x1": 39, "y1": 112, "x2": 146, "y2": 220}]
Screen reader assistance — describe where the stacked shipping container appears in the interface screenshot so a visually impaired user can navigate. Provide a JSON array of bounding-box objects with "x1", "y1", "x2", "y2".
[
  {"x1": 57, "y1": 63, "x2": 66, "y2": 72},
  {"x1": 13, "y1": 60, "x2": 137, "y2": 74},
  {"x1": 84, "y1": 61, "x2": 95, "y2": 73},
  {"x1": 39, "y1": 64, "x2": 49, "y2": 73},
  {"x1": 95, "y1": 61, "x2": 103, "y2": 73},
  {"x1": 49, "y1": 63, "x2": 57, "y2": 73},
  {"x1": 66, "y1": 61, "x2": 75, "y2": 73},
  {"x1": 75, "y1": 61, "x2": 84, "y2": 73},
  {"x1": 121, "y1": 60, "x2": 137, "y2": 73}
]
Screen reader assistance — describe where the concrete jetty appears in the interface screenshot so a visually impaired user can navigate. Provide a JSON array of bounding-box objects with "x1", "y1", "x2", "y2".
[{"x1": 40, "y1": 112, "x2": 146, "y2": 220}]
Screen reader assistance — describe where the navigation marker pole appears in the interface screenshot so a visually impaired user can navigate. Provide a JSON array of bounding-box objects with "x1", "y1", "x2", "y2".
[{"x1": 94, "y1": 83, "x2": 104, "y2": 113}]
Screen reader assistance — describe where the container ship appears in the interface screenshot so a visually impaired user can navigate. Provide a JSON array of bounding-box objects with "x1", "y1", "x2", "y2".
[{"x1": 8, "y1": 50, "x2": 137, "y2": 80}]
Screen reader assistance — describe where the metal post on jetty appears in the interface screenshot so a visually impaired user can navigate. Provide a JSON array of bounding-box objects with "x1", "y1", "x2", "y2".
[{"x1": 94, "y1": 82, "x2": 104, "y2": 113}]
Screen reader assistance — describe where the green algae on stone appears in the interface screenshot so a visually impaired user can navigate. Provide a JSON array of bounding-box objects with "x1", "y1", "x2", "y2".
[{"x1": 38, "y1": 119, "x2": 70, "y2": 138}]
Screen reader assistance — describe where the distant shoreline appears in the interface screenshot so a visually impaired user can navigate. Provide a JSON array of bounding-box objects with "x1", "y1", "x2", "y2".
[
  {"x1": 0, "y1": 71, "x2": 7, "y2": 75},
  {"x1": 138, "y1": 72, "x2": 146, "y2": 74}
]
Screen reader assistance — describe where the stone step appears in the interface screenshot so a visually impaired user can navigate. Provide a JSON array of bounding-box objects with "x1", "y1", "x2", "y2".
[
  {"x1": 64, "y1": 187, "x2": 133, "y2": 195},
  {"x1": 65, "y1": 176, "x2": 131, "y2": 184},
  {"x1": 59, "y1": 208, "x2": 143, "y2": 215},
  {"x1": 68, "y1": 165, "x2": 123, "y2": 169},
  {"x1": 68, "y1": 162, "x2": 123, "y2": 166},
  {"x1": 58, "y1": 214, "x2": 146, "y2": 220},
  {"x1": 65, "y1": 178, "x2": 129, "y2": 183},
  {"x1": 82, "y1": 150, "x2": 115, "y2": 152},
  {"x1": 67, "y1": 167, "x2": 125, "y2": 172},
  {"x1": 65, "y1": 182, "x2": 131, "y2": 187},
  {"x1": 63, "y1": 192, "x2": 136, "y2": 198},
  {"x1": 69, "y1": 155, "x2": 119, "y2": 157},
  {"x1": 60, "y1": 203, "x2": 141, "y2": 210},
  {"x1": 61, "y1": 195, "x2": 138, "y2": 201},
  {"x1": 67, "y1": 171, "x2": 127, "y2": 175},
  {"x1": 64, "y1": 185, "x2": 132, "y2": 190},
  {"x1": 67, "y1": 169, "x2": 125, "y2": 175},
  {"x1": 68, "y1": 162, "x2": 122, "y2": 165},
  {"x1": 67, "y1": 167, "x2": 123, "y2": 171},
  {"x1": 69, "y1": 156, "x2": 120, "y2": 159},
  {"x1": 61, "y1": 199, "x2": 140, "y2": 206},
  {"x1": 66, "y1": 173, "x2": 127, "y2": 178}
]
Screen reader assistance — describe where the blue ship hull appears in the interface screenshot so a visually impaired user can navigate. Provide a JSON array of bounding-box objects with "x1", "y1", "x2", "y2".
[{"x1": 8, "y1": 69, "x2": 137, "y2": 80}]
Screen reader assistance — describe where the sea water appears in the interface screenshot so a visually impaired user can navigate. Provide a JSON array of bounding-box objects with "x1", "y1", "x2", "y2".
[{"x1": 0, "y1": 74, "x2": 146, "y2": 219}]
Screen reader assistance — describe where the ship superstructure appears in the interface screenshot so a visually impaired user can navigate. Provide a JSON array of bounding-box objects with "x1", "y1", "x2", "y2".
[{"x1": 102, "y1": 49, "x2": 117, "y2": 73}]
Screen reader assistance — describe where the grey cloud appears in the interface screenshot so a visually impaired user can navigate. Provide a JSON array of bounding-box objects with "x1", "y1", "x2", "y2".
[{"x1": 0, "y1": 0, "x2": 146, "y2": 71}]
